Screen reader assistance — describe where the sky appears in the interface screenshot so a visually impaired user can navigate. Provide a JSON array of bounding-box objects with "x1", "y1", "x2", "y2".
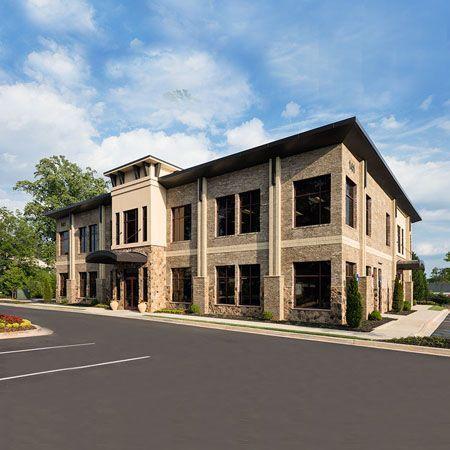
[{"x1": 0, "y1": 0, "x2": 449, "y2": 272}]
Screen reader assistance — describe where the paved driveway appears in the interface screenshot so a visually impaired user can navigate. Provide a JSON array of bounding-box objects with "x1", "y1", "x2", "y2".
[
  {"x1": 0, "y1": 305, "x2": 449, "y2": 450},
  {"x1": 432, "y1": 311, "x2": 450, "y2": 339}
]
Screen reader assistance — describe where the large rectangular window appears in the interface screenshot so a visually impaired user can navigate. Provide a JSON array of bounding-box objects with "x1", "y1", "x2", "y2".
[
  {"x1": 89, "y1": 271, "x2": 97, "y2": 298},
  {"x1": 240, "y1": 190, "x2": 260, "y2": 233},
  {"x1": 115, "y1": 213, "x2": 120, "y2": 245},
  {"x1": 217, "y1": 265, "x2": 235, "y2": 304},
  {"x1": 294, "y1": 261, "x2": 331, "y2": 309},
  {"x1": 366, "y1": 195, "x2": 372, "y2": 236},
  {"x1": 79, "y1": 227, "x2": 87, "y2": 253},
  {"x1": 294, "y1": 174, "x2": 331, "y2": 227},
  {"x1": 386, "y1": 213, "x2": 391, "y2": 246},
  {"x1": 239, "y1": 264, "x2": 260, "y2": 306},
  {"x1": 142, "y1": 206, "x2": 148, "y2": 241},
  {"x1": 172, "y1": 268, "x2": 192, "y2": 302},
  {"x1": 143, "y1": 267, "x2": 148, "y2": 301},
  {"x1": 124, "y1": 208, "x2": 138, "y2": 243},
  {"x1": 59, "y1": 273, "x2": 68, "y2": 297},
  {"x1": 89, "y1": 224, "x2": 98, "y2": 252},
  {"x1": 397, "y1": 225, "x2": 401, "y2": 254},
  {"x1": 59, "y1": 231, "x2": 69, "y2": 255},
  {"x1": 345, "y1": 177, "x2": 356, "y2": 227},
  {"x1": 217, "y1": 195, "x2": 235, "y2": 236},
  {"x1": 345, "y1": 262, "x2": 357, "y2": 286},
  {"x1": 172, "y1": 205, "x2": 191, "y2": 242},
  {"x1": 79, "y1": 272, "x2": 87, "y2": 298}
]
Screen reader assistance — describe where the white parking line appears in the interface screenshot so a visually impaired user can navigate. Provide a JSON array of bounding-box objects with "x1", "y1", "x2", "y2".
[
  {"x1": 0, "y1": 342, "x2": 95, "y2": 355},
  {"x1": 0, "y1": 356, "x2": 151, "y2": 382}
]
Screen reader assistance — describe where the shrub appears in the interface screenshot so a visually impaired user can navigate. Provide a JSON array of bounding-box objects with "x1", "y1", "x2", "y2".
[
  {"x1": 94, "y1": 303, "x2": 110, "y2": 309},
  {"x1": 346, "y1": 275, "x2": 363, "y2": 328},
  {"x1": 12, "y1": 322, "x2": 19, "y2": 329},
  {"x1": 403, "y1": 301, "x2": 411, "y2": 311},
  {"x1": 392, "y1": 277, "x2": 404, "y2": 312},
  {"x1": 387, "y1": 336, "x2": 450, "y2": 349},
  {"x1": 0, "y1": 314, "x2": 23, "y2": 324},
  {"x1": 188, "y1": 304, "x2": 201, "y2": 315},
  {"x1": 0, "y1": 323, "x2": 5, "y2": 329},
  {"x1": 262, "y1": 311, "x2": 274, "y2": 321},
  {"x1": 155, "y1": 308, "x2": 185, "y2": 314},
  {"x1": 368, "y1": 310, "x2": 382, "y2": 321},
  {"x1": 42, "y1": 276, "x2": 53, "y2": 303},
  {"x1": 429, "y1": 293, "x2": 449, "y2": 306}
]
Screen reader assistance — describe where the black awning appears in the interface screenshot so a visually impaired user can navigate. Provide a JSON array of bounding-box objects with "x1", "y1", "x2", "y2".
[
  {"x1": 86, "y1": 250, "x2": 147, "y2": 265},
  {"x1": 397, "y1": 260, "x2": 424, "y2": 271}
]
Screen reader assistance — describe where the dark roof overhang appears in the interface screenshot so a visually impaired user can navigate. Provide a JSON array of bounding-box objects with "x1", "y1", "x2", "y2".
[
  {"x1": 44, "y1": 193, "x2": 111, "y2": 219},
  {"x1": 159, "y1": 117, "x2": 421, "y2": 223},
  {"x1": 86, "y1": 250, "x2": 147, "y2": 265},
  {"x1": 396, "y1": 260, "x2": 424, "y2": 271}
]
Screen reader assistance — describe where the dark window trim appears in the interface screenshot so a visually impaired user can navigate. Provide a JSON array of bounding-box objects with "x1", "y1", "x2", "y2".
[
  {"x1": 88, "y1": 224, "x2": 98, "y2": 252},
  {"x1": 59, "y1": 231, "x2": 69, "y2": 256},
  {"x1": 115, "y1": 212, "x2": 120, "y2": 245},
  {"x1": 142, "y1": 206, "x2": 148, "y2": 241},
  {"x1": 345, "y1": 261, "x2": 357, "y2": 286},
  {"x1": 366, "y1": 195, "x2": 372, "y2": 236},
  {"x1": 217, "y1": 195, "x2": 235, "y2": 236},
  {"x1": 79, "y1": 272, "x2": 87, "y2": 298},
  {"x1": 124, "y1": 208, "x2": 139, "y2": 244},
  {"x1": 172, "y1": 204, "x2": 192, "y2": 242},
  {"x1": 143, "y1": 267, "x2": 148, "y2": 301},
  {"x1": 88, "y1": 271, "x2": 97, "y2": 298},
  {"x1": 345, "y1": 177, "x2": 357, "y2": 228},
  {"x1": 79, "y1": 226, "x2": 87, "y2": 253},
  {"x1": 386, "y1": 213, "x2": 391, "y2": 246},
  {"x1": 294, "y1": 261, "x2": 331, "y2": 310},
  {"x1": 239, "y1": 264, "x2": 261, "y2": 306},
  {"x1": 239, "y1": 189, "x2": 260, "y2": 234},
  {"x1": 171, "y1": 268, "x2": 192, "y2": 303},
  {"x1": 216, "y1": 265, "x2": 235, "y2": 305}
]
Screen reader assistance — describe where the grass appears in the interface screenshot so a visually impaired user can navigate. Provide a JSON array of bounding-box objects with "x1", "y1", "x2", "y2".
[
  {"x1": 429, "y1": 305, "x2": 445, "y2": 311},
  {"x1": 387, "y1": 336, "x2": 450, "y2": 349}
]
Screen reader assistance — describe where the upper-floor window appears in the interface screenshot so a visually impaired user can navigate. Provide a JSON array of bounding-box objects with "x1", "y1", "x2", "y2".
[
  {"x1": 294, "y1": 261, "x2": 331, "y2": 309},
  {"x1": 217, "y1": 265, "x2": 235, "y2": 304},
  {"x1": 115, "y1": 212, "x2": 120, "y2": 245},
  {"x1": 294, "y1": 174, "x2": 331, "y2": 227},
  {"x1": 172, "y1": 268, "x2": 192, "y2": 303},
  {"x1": 386, "y1": 213, "x2": 391, "y2": 246},
  {"x1": 172, "y1": 205, "x2": 191, "y2": 242},
  {"x1": 59, "y1": 231, "x2": 69, "y2": 255},
  {"x1": 217, "y1": 195, "x2": 235, "y2": 236},
  {"x1": 240, "y1": 190, "x2": 260, "y2": 233},
  {"x1": 239, "y1": 264, "x2": 260, "y2": 306},
  {"x1": 397, "y1": 225, "x2": 404, "y2": 254},
  {"x1": 345, "y1": 177, "x2": 356, "y2": 228},
  {"x1": 142, "y1": 206, "x2": 148, "y2": 241},
  {"x1": 79, "y1": 227, "x2": 87, "y2": 253},
  {"x1": 124, "y1": 209, "x2": 138, "y2": 244},
  {"x1": 89, "y1": 224, "x2": 98, "y2": 252},
  {"x1": 366, "y1": 195, "x2": 372, "y2": 236}
]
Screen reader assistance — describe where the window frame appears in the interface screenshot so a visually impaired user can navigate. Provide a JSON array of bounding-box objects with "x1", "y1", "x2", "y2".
[
  {"x1": 171, "y1": 268, "x2": 192, "y2": 303},
  {"x1": 366, "y1": 195, "x2": 372, "y2": 236},
  {"x1": 89, "y1": 271, "x2": 97, "y2": 298},
  {"x1": 345, "y1": 261, "x2": 357, "y2": 286},
  {"x1": 88, "y1": 224, "x2": 98, "y2": 252},
  {"x1": 79, "y1": 272, "x2": 87, "y2": 298},
  {"x1": 294, "y1": 261, "x2": 331, "y2": 310},
  {"x1": 386, "y1": 213, "x2": 391, "y2": 246},
  {"x1": 345, "y1": 177, "x2": 357, "y2": 228},
  {"x1": 142, "y1": 206, "x2": 148, "y2": 241},
  {"x1": 216, "y1": 195, "x2": 235, "y2": 237},
  {"x1": 124, "y1": 208, "x2": 139, "y2": 244},
  {"x1": 115, "y1": 212, "x2": 120, "y2": 245},
  {"x1": 59, "y1": 273, "x2": 68, "y2": 297},
  {"x1": 216, "y1": 265, "x2": 235, "y2": 305},
  {"x1": 143, "y1": 267, "x2": 148, "y2": 301},
  {"x1": 59, "y1": 231, "x2": 69, "y2": 256},
  {"x1": 239, "y1": 264, "x2": 261, "y2": 306},
  {"x1": 239, "y1": 190, "x2": 260, "y2": 234},
  {"x1": 79, "y1": 227, "x2": 87, "y2": 253},
  {"x1": 172, "y1": 204, "x2": 192, "y2": 242}
]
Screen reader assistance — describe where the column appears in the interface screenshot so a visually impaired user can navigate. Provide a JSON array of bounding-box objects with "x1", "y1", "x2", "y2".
[{"x1": 264, "y1": 157, "x2": 284, "y2": 320}]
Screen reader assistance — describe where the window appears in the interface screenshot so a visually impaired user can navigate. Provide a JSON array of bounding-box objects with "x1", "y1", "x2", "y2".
[
  {"x1": 217, "y1": 195, "x2": 235, "y2": 236},
  {"x1": 217, "y1": 265, "x2": 235, "y2": 304},
  {"x1": 397, "y1": 225, "x2": 401, "y2": 254},
  {"x1": 143, "y1": 267, "x2": 148, "y2": 301},
  {"x1": 239, "y1": 264, "x2": 260, "y2": 306},
  {"x1": 366, "y1": 195, "x2": 372, "y2": 236},
  {"x1": 386, "y1": 213, "x2": 391, "y2": 246},
  {"x1": 345, "y1": 177, "x2": 356, "y2": 227},
  {"x1": 79, "y1": 272, "x2": 87, "y2": 298},
  {"x1": 294, "y1": 175, "x2": 331, "y2": 227},
  {"x1": 89, "y1": 224, "x2": 98, "y2": 252},
  {"x1": 401, "y1": 228, "x2": 405, "y2": 254},
  {"x1": 124, "y1": 208, "x2": 138, "y2": 243},
  {"x1": 172, "y1": 205, "x2": 191, "y2": 242},
  {"x1": 346, "y1": 262, "x2": 357, "y2": 286},
  {"x1": 142, "y1": 206, "x2": 148, "y2": 241},
  {"x1": 172, "y1": 268, "x2": 192, "y2": 302},
  {"x1": 89, "y1": 272, "x2": 97, "y2": 298},
  {"x1": 240, "y1": 190, "x2": 260, "y2": 233},
  {"x1": 116, "y1": 273, "x2": 121, "y2": 300},
  {"x1": 59, "y1": 231, "x2": 69, "y2": 255},
  {"x1": 59, "y1": 273, "x2": 68, "y2": 297},
  {"x1": 115, "y1": 213, "x2": 120, "y2": 245},
  {"x1": 294, "y1": 261, "x2": 331, "y2": 309},
  {"x1": 79, "y1": 227, "x2": 87, "y2": 253},
  {"x1": 366, "y1": 266, "x2": 372, "y2": 276}
]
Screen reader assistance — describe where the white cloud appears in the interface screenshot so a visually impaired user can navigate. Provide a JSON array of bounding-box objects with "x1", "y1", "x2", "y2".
[
  {"x1": 23, "y1": 0, "x2": 96, "y2": 33},
  {"x1": 416, "y1": 242, "x2": 448, "y2": 256},
  {"x1": 419, "y1": 95, "x2": 433, "y2": 111},
  {"x1": 281, "y1": 101, "x2": 300, "y2": 119},
  {"x1": 225, "y1": 118, "x2": 270, "y2": 151},
  {"x1": 419, "y1": 209, "x2": 450, "y2": 222},
  {"x1": 106, "y1": 49, "x2": 254, "y2": 130},
  {"x1": 380, "y1": 115, "x2": 405, "y2": 130}
]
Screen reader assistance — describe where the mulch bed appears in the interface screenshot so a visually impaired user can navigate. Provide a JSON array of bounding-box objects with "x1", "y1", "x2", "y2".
[
  {"x1": 0, "y1": 325, "x2": 35, "y2": 333},
  {"x1": 388, "y1": 310, "x2": 416, "y2": 316}
]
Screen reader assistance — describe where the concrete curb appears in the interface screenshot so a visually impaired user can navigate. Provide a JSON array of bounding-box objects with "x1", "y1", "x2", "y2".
[
  {"x1": 0, "y1": 324, "x2": 53, "y2": 340},
  {"x1": 417, "y1": 309, "x2": 449, "y2": 336}
]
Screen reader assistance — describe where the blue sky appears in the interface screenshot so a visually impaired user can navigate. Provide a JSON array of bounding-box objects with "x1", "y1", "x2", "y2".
[{"x1": 0, "y1": 0, "x2": 449, "y2": 272}]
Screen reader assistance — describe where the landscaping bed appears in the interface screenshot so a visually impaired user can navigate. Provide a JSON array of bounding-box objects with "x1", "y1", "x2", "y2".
[
  {"x1": 0, "y1": 314, "x2": 34, "y2": 333},
  {"x1": 386, "y1": 336, "x2": 450, "y2": 349},
  {"x1": 388, "y1": 310, "x2": 416, "y2": 316}
]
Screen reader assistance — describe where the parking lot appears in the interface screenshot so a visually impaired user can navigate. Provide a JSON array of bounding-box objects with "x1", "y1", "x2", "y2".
[{"x1": 1, "y1": 305, "x2": 449, "y2": 450}]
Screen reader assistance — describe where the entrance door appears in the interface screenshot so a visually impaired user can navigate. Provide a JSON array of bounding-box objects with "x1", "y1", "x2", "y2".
[{"x1": 124, "y1": 269, "x2": 139, "y2": 310}]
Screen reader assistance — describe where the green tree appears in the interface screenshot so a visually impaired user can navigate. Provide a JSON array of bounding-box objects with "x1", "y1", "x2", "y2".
[
  {"x1": 392, "y1": 276, "x2": 404, "y2": 312},
  {"x1": 346, "y1": 275, "x2": 363, "y2": 328},
  {"x1": 412, "y1": 252, "x2": 428, "y2": 302},
  {"x1": 14, "y1": 155, "x2": 108, "y2": 263}
]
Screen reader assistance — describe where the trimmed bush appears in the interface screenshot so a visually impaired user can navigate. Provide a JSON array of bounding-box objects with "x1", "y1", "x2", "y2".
[
  {"x1": 392, "y1": 277, "x2": 404, "y2": 312},
  {"x1": 429, "y1": 293, "x2": 449, "y2": 306},
  {"x1": 155, "y1": 308, "x2": 185, "y2": 314},
  {"x1": 346, "y1": 275, "x2": 363, "y2": 328},
  {"x1": 262, "y1": 311, "x2": 274, "y2": 321},
  {"x1": 403, "y1": 301, "x2": 411, "y2": 311},
  {"x1": 42, "y1": 276, "x2": 53, "y2": 303},
  {"x1": 188, "y1": 304, "x2": 201, "y2": 315},
  {"x1": 368, "y1": 310, "x2": 382, "y2": 321}
]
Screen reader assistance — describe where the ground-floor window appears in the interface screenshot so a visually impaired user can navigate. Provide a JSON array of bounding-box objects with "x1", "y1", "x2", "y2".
[
  {"x1": 143, "y1": 267, "x2": 148, "y2": 301},
  {"x1": 89, "y1": 271, "x2": 97, "y2": 298},
  {"x1": 294, "y1": 261, "x2": 331, "y2": 309},
  {"x1": 217, "y1": 265, "x2": 235, "y2": 304},
  {"x1": 345, "y1": 262, "x2": 357, "y2": 286},
  {"x1": 239, "y1": 264, "x2": 260, "y2": 306},
  {"x1": 59, "y1": 273, "x2": 68, "y2": 297},
  {"x1": 172, "y1": 268, "x2": 192, "y2": 302},
  {"x1": 116, "y1": 273, "x2": 121, "y2": 300},
  {"x1": 79, "y1": 272, "x2": 87, "y2": 298}
]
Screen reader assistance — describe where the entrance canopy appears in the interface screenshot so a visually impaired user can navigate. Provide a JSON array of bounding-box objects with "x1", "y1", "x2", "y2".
[
  {"x1": 86, "y1": 250, "x2": 147, "y2": 265},
  {"x1": 396, "y1": 260, "x2": 424, "y2": 271}
]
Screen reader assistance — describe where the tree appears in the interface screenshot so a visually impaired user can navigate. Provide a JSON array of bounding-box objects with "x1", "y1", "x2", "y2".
[
  {"x1": 392, "y1": 276, "x2": 404, "y2": 312},
  {"x1": 346, "y1": 275, "x2": 363, "y2": 328},
  {"x1": 14, "y1": 156, "x2": 108, "y2": 263},
  {"x1": 412, "y1": 252, "x2": 428, "y2": 302}
]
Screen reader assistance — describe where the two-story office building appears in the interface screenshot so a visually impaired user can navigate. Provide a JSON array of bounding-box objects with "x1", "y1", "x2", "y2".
[{"x1": 46, "y1": 117, "x2": 422, "y2": 324}]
